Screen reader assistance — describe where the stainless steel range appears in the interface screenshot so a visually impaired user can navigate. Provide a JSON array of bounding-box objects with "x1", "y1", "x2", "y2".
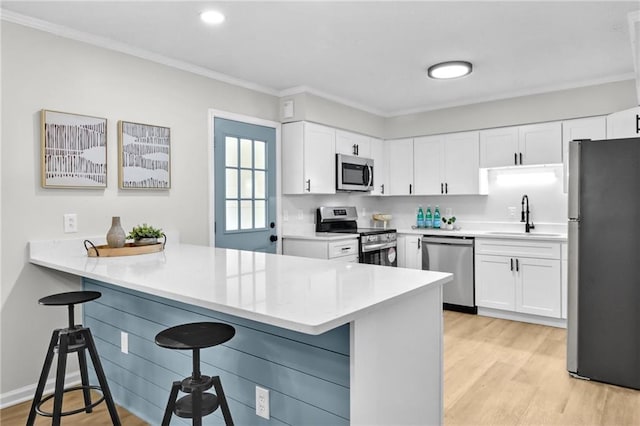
[{"x1": 316, "y1": 206, "x2": 397, "y2": 267}]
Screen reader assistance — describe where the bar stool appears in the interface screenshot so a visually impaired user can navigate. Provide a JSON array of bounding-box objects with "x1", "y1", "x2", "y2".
[
  {"x1": 155, "y1": 322, "x2": 235, "y2": 426},
  {"x1": 27, "y1": 291, "x2": 120, "y2": 426}
]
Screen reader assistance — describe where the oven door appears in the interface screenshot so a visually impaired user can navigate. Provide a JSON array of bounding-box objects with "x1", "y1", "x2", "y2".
[
  {"x1": 336, "y1": 154, "x2": 374, "y2": 191},
  {"x1": 360, "y1": 243, "x2": 397, "y2": 267}
]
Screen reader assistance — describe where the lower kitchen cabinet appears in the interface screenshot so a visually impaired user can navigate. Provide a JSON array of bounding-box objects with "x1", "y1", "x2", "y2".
[
  {"x1": 397, "y1": 234, "x2": 422, "y2": 269},
  {"x1": 475, "y1": 238, "x2": 562, "y2": 318}
]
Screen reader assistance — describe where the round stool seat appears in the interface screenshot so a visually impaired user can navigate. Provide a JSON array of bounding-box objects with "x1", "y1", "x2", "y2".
[
  {"x1": 39, "y1": 291, "x2": 101, "y2": 306},
  {"x1": 155, "y1": 322, "x2": 235, "y2": 350}
]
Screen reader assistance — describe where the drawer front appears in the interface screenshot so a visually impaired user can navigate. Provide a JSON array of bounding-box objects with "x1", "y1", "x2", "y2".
[
  {"x1": 476, "y1": 238, "x2": 560, "y2": 259},
  {"x1": 328, "y1": 240, "x2": 359, "y2": 259}
]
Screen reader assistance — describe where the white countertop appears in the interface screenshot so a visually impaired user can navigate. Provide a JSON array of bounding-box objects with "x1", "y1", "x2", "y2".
[
  {"x1": 29, "y1": 238, "x2": 451, "y2": 335},
  {"x1": 396, "y1": 227, "x2": 567, "y2": 242},
  {"x1": 282, "y1": 232, "x2": 359, "y2": 242}
]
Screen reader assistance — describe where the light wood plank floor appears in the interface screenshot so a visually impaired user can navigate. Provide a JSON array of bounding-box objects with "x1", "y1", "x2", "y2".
[{"x1": 2, "y1": 312, "x2": 639, "y2": 425}]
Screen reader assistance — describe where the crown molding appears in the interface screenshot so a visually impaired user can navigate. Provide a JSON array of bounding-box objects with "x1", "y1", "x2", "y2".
[
  {"x1": 0, "y1": 9, "x2": 280, "y2": 97},
  {"x1": 278, "y1": 85, "x2": 387, "y2": 117}
]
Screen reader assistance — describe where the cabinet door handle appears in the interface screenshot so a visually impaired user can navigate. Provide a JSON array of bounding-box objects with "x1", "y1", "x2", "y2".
[
  {"x1": 445, "y1": 183, "x2": 448, "y2": 194},
  {"x1": 356, "y1": 144, "x2": 359, "y2": 156},
  {"x1": 514, "y1": 153, "x2": 518, "y2": 165},
  {"x1": 519, "y1": 153, "x2": 523, "y2": 165},
  {"x1": 510, "y1": 258, "x2": 514, "y2": 271},
  {"x1": 409, "y1": 184, "x2": 412, "y2": 194},
  {"x1": 381, "y1": 183, "x2": 385, "y2": 194},
  {"x1": 636, "y1": 114, "x2": 639, "y2": 134},
  {"x1": 418, "y1": 238, "x2": 421, "y2": 249},
  {"x1": 353, "y1": 144, "x2": 357, "y2": 155},
  {"x1": 441, "y1": 183, "x2": 444, "y2": 194},
  {"x1": 516, "y1": 258, "x2": 520, "y2": 272},
  {"x1": 306, "y1": 179, "x2": 311, "y2": 192}
]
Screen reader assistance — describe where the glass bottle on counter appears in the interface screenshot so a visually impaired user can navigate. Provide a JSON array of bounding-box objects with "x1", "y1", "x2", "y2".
[
  {"x1": 416, "y1": 205, "x2": 425, "y2": 228},
  {"x1": 434, "y1": 205, "x2": 441, "y2": 228},
  {"x1": 425, "y1": 205, "x2": 433, "y2": 228}
]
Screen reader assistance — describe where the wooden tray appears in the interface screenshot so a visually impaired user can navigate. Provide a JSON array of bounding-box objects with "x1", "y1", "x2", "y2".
[{"x1": 84, "y1": 240, "x2": 165, "y2": 257}]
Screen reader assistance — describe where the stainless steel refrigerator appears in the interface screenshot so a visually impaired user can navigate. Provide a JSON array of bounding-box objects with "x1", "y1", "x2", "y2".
[{"x1": 567, "y1": 137, "x2": 640, "y2": 390}]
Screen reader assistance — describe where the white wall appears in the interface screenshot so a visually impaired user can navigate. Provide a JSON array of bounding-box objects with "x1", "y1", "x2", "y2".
[{"x1": 0, "y1": 22, "x2": 278, "y2": 397}]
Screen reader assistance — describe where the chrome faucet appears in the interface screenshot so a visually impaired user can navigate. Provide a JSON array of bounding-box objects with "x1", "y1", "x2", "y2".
[{"x1": 521, "y1": 195, "x2": 535, "y2": 233}]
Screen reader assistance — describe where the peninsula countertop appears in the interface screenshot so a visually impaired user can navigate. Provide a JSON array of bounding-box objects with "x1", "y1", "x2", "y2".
[{"x1": 29, "y1": 238, "x2": 452, "y2": 335}]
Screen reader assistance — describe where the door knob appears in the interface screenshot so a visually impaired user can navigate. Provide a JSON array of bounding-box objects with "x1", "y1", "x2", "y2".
[{"x1": 270, "y1": 235, "x2": 278, "y2": 242}]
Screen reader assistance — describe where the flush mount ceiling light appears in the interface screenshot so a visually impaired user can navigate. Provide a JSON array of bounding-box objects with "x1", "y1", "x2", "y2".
[
  {"x1": 200, "y1": 10, "x2": 225, "y2": 25},
  {"x1": 427, "y1": 61, "x2": 473, "y2": 79}
]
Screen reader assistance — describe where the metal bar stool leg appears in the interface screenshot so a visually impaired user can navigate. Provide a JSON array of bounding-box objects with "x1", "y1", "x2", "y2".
[
  {"x1": 52, "y1": 332, "x2": 70, "y2": 426},
  {"x1": 192, "y1": 388, "x2": 203, "y2": 426},
  {"x1": 212, "y1": 376, "x2": 234, "y2": 426},
  {"x1": 82, "y1": 329, "x2": 121, "y2": 425},
  {"x1": 77, "y1": 340, "x2": 93, "y2": 413},
  {"x1": 26, "y1": 329, "x2": 60, "y2": 426},
  {"x1": 161, "y1": 381, "x2": 181, "y2": 426}
]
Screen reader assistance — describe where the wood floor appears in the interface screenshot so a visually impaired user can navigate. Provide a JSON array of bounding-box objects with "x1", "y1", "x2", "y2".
[{"x1": 2, "y1": 312, "x2": 639, "y2": 425}]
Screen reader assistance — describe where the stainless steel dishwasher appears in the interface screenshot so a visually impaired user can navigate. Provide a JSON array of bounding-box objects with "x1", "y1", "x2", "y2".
[{"x1": 421, "y1": 236, "x2": 476, "y2": 314}]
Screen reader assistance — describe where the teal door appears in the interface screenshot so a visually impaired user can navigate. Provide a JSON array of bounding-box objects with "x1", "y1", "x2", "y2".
[{"x1": 214, "y1": 118, "x2": 277, "y2": 253}]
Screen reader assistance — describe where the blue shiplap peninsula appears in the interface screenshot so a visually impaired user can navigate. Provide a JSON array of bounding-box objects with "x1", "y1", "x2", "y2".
[{"x1": 29, "y1": 238, "x2": 451, "y2": 425}]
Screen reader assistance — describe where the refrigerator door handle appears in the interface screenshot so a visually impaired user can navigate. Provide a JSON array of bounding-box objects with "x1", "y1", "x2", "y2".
[
  {"x1": 567, "y1": 220, "x2": 580, "y2": 373},
  {"x1": 568, "y1": 140, "x2": 582, "y2": 220}
]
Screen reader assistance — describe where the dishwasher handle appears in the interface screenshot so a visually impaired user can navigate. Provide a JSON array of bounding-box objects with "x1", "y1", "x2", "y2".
[{"x1": 421, "y1": 236, "x2": 474, "y2": 246}]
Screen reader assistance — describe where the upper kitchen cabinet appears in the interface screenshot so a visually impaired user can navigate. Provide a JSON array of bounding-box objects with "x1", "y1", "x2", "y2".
[
  {"x1": 282, "y1": 121, "x2": 336, "y2": 194},
  {"x1": 606, "y1": 106, "x2": 640, "y2": 139},
  {"x1": 414, "y1": 131, "x2": 480, "y2": 195},
  {"x1": 480, "y1": 122, "x2": 562, "y2": 167},
  {"x1": 369, "y1": 137, "x2": 388, "y2": 196},
  {"x1": 336, "y1": 129, "x2": 371, "y2": 157},
  {"x1": 387, "y1": 138, "x2": 414, "y2": 195},
  {"x1": 561, "y1": 116, "x2": 606, "y2": 192}
]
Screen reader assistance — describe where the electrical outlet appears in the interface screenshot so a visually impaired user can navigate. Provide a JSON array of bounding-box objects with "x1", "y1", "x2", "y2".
[
  {"x1": 121, "y1": 331, "x2": 128, "y2": 354},
  {"x1": 255, "y1": 386, "x2": 270, "y2": 419},
  {"x1": 508, "y1": 207, "x2": 517, "y2": 219},
  {"x1": 63, "y1": 213, "x2": 78, "y2": 233}
]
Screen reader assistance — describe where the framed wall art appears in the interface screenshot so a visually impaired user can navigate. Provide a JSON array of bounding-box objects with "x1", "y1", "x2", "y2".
[
  {"x1": 118, "y1": 121, "x2": 171, "y2": 189},
  {"x1": 41, "y1": 109, "x2": 107, "y2": 188}
]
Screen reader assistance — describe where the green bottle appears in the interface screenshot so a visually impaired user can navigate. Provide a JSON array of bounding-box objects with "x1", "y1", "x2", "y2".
[
  {"x1": 434, "y1": 205, "x2": 441, "y2": 228},
  {"x1": 417, "y1": 206, "x2": 425, "y2": 228},
  {"x1": 425, "y1": 205, "x2": 433, "y2": 228}
]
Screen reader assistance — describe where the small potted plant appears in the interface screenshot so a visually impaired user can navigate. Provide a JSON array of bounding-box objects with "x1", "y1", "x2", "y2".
[
  {"x1": 442, "y1": 217, "x2": 456, "y2": 230},
  {"x1": 127, "y1": 223, "x2": 164, "y2": 246}
]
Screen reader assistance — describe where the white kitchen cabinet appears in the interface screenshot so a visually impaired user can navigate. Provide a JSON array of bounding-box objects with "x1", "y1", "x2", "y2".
[
  {"x1": 413, "y1": 131, "x2": 480, "y2": 195},
  {"x1": 336, "y1": 129, "x2": 371, "y2": 157},
  {"x1": 396, "y1": 234, "x2": 422, "y2": 269},
  {"x1": 283, "y1": 237, "x2": 359, "y2": 263},
  {"x1": 475, "y1": 238, "x2": 562, "y2": 318},
  {"x1": 369, "y1": 137, "x2": 388, "y2": 196},
  {"x1": 562, "y1": 116, "x2": 606, "y2": 192},
  {"x1": 386, "y1": 138, "x2": 414, "y2": 195},
  {"x1": 479, "y1": 122, "x2": 561, "y2": 167},
  {"x1": 282, "y1": 121, "x2": 336, "y2": 194},
  {"x1": 606, "y1": 106, "x2": 640, "y2": 139}
]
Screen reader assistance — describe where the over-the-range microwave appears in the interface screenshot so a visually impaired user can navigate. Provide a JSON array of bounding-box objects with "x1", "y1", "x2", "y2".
[{"x1": 336, "y1": 153, "x2": 374, "y2": 192}]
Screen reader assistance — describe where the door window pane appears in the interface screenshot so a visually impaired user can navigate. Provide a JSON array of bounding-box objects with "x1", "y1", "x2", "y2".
[
  {"x1": 254, "y1": 171, "x2": 265, "y2": 199},
  {"x1": 226, "y1": 169, "x2": 237, "y2": 198},
  {"x1": 254, "y1": 200, "x2": 266, "y2": 228},
  {"x1": 241, "y1": 170, "x2": 253, "y2": 198},
  {"x1": 255, "y1": 140, "x2": 265, "y2": 169},
  {"x1": 226, "y1": 201, "x2": 238, "y2": 231},
  {"x1": 240, "y1": 139, "x2": 252, "y2": 168},
  {"x1": 240, "y1": 200, "x2": 252, "y2": 229},
  {"x1": 225, "y1": 137, "x2": 238, "y2": 167}
]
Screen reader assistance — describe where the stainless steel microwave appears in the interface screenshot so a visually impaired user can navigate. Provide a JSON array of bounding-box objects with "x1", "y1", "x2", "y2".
[{"x1": 336, "y1": 154, "x2": 374, "y2": 192}]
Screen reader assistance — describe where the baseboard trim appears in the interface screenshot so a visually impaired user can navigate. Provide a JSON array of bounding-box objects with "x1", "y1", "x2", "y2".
[
  {"x1": 477, "y1": 307, "x2": 567, "y2": 328},
  {"x1": 0, "y1": 372, "x2": 80, "y2": 409}
]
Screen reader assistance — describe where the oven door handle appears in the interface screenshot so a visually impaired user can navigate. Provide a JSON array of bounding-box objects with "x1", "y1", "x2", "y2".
[{"x1": 361, "y1": 242, "x2": 397, "y2": 252}]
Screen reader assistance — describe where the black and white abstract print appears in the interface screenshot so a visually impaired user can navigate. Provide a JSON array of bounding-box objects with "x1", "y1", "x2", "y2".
[
  {"x1": 119, "y1": 121, "x2": 170, "y2": 189},
  {"x1": 42, "y1": 110, "x2": 107, "y2": 188}
]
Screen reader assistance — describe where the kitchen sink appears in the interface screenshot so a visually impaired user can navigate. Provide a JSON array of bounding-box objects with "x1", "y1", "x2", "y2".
[{"x1": 485, "y1": 231, "x2": 563, "y2": 237}]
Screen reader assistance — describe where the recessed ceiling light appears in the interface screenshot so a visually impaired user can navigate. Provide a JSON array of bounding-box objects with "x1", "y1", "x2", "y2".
[
  {"x1": 427, "y1": 61, "x2": 473, "y2": 79},
  {"x1": 200, "y1": 10, "x2": 225, "y2": 25}
]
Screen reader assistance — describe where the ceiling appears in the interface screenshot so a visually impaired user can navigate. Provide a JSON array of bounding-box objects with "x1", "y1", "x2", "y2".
[{"x1": 2, "y1": 1, "x2": 638, "y2": 116}]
